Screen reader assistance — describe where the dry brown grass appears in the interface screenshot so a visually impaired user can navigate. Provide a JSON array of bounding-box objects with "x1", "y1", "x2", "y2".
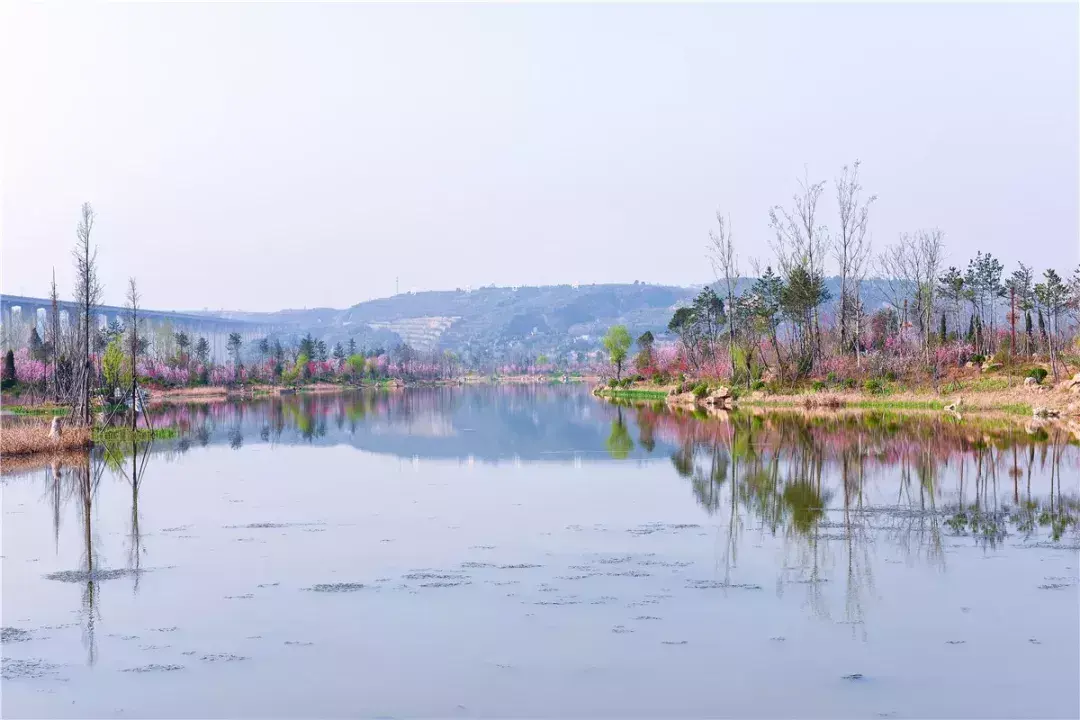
[
  {"x1": 1, "y1": 421, "x2": 92, "y2": 458},
  {"x1": 295, "y1": 382, "x2": 356, "y2": 393},
  {"x1": 148, "y1": 385, "x2": 231, "y2": 402}
]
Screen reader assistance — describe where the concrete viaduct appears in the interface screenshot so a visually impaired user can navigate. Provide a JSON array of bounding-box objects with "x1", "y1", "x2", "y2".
[{"x1": 0, "y1": 294, "x2": 277, "y2": 363}]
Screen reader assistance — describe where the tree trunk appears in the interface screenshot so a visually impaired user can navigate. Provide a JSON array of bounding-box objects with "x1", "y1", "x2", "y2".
[
  {"x1": 131, "y1": 311, "x2": 138, "y2": 433},
  {"x1": 1048, "y1": 313, "x2": 1060, "y2": 381}
]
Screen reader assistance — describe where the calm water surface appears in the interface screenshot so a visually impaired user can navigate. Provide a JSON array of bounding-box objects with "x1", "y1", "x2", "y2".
[{"x1": 3, "y1": 386, "x2": 1078, "y2": 718}]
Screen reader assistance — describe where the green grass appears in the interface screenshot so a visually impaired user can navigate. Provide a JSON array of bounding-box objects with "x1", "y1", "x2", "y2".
[
  {"x1": 941, "y1": 376, "x2": 1013, "y2": 393},
  {"x1": 846, "y1": 399, "x2": 946, "y2": 411},
  {"x1": 738, "y1": 397, "x2": 946, "y2": 411},
  {"x1": 6, "y1": 405, "x2": 70, "y2": 416},
  {"x1": 597, "y1": 388, "x2": 669, "y2": 400},
  {"x1": 740, "y1": 395, "x2": 1035, "y2": 416},
  {"x1": 91, "y1": 427, "x2": 178, "y2": 442}
]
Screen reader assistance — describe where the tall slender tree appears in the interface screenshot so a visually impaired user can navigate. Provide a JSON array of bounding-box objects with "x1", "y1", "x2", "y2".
[
  {"x1": 964, "y1": 251, "x2": 1005, "y2": 354},
  {"x1": 708, "y1": 212, "x2": 739, "y2": 378},
  {"x1": 126, "y1": 278, "x2": 142, "y2": 431},
  {"x1": 1006, "y1": 264, "x2": 1036, "y2": 354},
  {"x1": 769, "y1": 169, "x2": 830, "y2": 370},
  {"x1": 194, "y1": 337, "x2": 211, "y2": 365},
  {"x1": 49, "y1": 268, "x2": 61, "y2": 401},
  {"x1": 879, "y1": 229, "x2": 944, "y2": 362},
  {"x1": 72, "y1": 202, "x2": 101, "y2": 426},
  {"x1": 937, "y1": 267, "x2": 965, "y2": 341},
  {"x1": 227, "y1": 333, "x2": 243, "y2": 371},
  {"x1": 1034, "y1": 269, "x2": 1070, "y2": 380},
  {"x1": 173, "y1": 331, "x2": 192, "y2": 364},
  {"x1": 833, "y1": 161, "x2": 875, "y2": 355}
]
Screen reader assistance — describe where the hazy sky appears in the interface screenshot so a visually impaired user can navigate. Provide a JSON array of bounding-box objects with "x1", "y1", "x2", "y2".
[{"x1": 2, "y1": 2, "x2": 1077, "y2": 311}]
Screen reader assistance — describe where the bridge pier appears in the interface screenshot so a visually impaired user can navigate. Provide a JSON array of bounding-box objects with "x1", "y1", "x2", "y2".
[{"x1": 0, "y1": 293, "x2": 275, "y2": 363}]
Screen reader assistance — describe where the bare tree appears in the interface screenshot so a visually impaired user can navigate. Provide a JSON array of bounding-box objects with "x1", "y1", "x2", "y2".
[
  {"x1": 878, "y1": 229, "x2": 945, "y2": 362},
  {"x1": 49, "y1": 268, "x2": 61, "y2": 402},
  {"x1": 72, "y1": 203, "x2": 102, "y2": 426},
  {"x1": 769, "y1": 168, "x2": 831, "y2": 366},
  {"x1": 126, "y1": 278, "x2": 142, "y2": 432},
  {"x1": 916, "y1": 230, "x2": 945, "y2": 363},
  {"x1": 708, "y1": 212, "x2": 739, "y2": 379},
  {"x1": 834, "y1": 161, "x2": 875, "y2": 356}
]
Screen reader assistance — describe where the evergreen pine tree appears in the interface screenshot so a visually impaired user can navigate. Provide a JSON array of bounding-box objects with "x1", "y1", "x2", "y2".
[{"x1": 1, "y1": 349, "x2": 15, "y2": 389}]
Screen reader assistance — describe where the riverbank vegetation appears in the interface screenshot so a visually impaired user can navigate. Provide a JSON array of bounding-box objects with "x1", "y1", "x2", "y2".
[{"x1": 598, "y1": 162, "x2": 1079, "y2": 416}]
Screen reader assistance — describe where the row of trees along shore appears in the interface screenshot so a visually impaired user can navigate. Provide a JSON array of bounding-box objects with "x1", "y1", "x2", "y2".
[
  {"x1": 1, "y1": 203, "x2": 610, "y2": 427},
  {"x1": 604, "y1": 161, "x2": 1079, "y2": 391}
]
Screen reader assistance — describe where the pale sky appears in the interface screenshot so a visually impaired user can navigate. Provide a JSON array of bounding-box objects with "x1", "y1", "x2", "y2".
[{"x1": 2, "y1": 2, "x2": 1077, "y2": 311}]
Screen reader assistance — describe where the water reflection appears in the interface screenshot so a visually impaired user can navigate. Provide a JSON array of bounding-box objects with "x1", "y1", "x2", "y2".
[
  {"x1": 135, "y1": 386, "x2": 653, "y2": 462},
  {"x1": 628, "y1": 405, "x2": 1080, "y2": 627},
  {"x1": 24, "y1": 440, "x2": 156, "y2": 666},
  {"x1": 5, "y1": 388, "x2": 1078, "y2": 668},
  {"x1": 125, "y1": 389, "x2": 1080, "y2": 567},
  {"x1": 606, "y1": 408, "x2": 634, "y2": 460}
]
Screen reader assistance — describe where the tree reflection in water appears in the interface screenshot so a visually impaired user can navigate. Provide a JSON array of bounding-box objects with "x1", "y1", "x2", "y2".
[
  {"x1": 9, "y1": 389, "x2": 1079, "y2": 663},
  {"x1": 606, "y1": 408, "x2": 634, "y2": 460},
  {"x1": 28, "y1": 438, "x2": 159, "y2": 666},
  {"x1": 626, "y1": 405, "x2": 1080, "y2": 627}
]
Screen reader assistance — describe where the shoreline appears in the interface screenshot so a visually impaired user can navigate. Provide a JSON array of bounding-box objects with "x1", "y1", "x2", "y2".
[
  {"x1": 142, "y1": 374, "x2": 596, "y2": 403},
  {"x1": 594, "y1": 377, "x2": 1080, "y2": 419},
  {"x1": 7, "y1": 374, "x2": 1075, "y2": 461}
]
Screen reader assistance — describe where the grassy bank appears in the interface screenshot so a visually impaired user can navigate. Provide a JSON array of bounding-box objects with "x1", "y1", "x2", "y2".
[
  {"x1": 736, "y1": 390, "x2": 1040, "y2": 416},
  {"x1": 91, "y1": 427, "x2": 178, "y2": 442},
  {"x1": 5, "y1": 405, "x2": 71, "y2": 417},
  {"x1": 594, "y1": 375, "x2": 1076, "y2": 418},
  {"x1": 594, "y1": 387, "x2": 669, "y2": 401},
  {"x1": 738, "y1": 396, "x2": 947, "y2": 411}
]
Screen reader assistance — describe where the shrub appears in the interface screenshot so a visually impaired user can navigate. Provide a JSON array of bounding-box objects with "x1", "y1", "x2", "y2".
[
  {"x1": 1027, "y1": 367, "x2": 1049, "y2": 384},
  {"x1": 843, "y1": 378, "x2": 857, "y2": 390},
  {"x1": 651, "y1": 372, "x2": 664, "y2": 385},
  {"x1": 811, "y1": 380, "x2": 826, "y2": 392},
  {"x1": 971, "y1": 354, "x2": 986, "y2": 365},
  {"x1": 692, "y1": 382, "x2": 709, "y2": 399},
  {"x1": 864, "y1": 378, "x2": 885, "y2": 395},
  {"x1": 620, "y1": 377, "x2": 633, "y2": 387},
  {"x1": 729, "y1": 386, "x2": 742, "y2": 400},
  {"x1": 752, "y1": 380, "x2": 766, "y2": 391},
  {"x1": 607, "y1": 378, "x2": 619, "y2": 388},
  {"x1": 826, "y1": 372, "x2": 838, "y2": 384}
]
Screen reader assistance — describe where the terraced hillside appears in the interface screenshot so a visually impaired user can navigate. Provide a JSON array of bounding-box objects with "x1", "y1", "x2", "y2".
[{"x1": 194, "y1": 278, "x2": 893, "y2": 359}]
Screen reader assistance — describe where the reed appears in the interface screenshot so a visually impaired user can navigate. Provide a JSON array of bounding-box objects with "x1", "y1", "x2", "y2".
[{"x1": 1, "y1": 422, "x2": 92, "y2": 457}]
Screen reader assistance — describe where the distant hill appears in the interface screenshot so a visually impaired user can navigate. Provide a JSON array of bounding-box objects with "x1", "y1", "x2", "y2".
[{"x1": 195, "y1": 278, "x2": 894, "y2": 359}]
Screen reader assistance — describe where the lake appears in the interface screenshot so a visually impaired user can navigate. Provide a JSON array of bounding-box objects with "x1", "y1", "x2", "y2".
[{"x1": 2, "y1": 386, "x2": 1078, "y2": 718}]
